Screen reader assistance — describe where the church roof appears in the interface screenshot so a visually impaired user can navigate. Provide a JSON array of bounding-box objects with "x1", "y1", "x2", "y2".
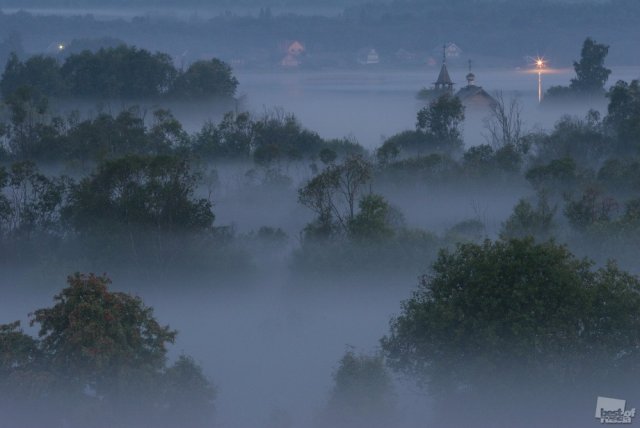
[
  {"x1": 455, "y1": 85, "x2": 497, "y2": 107},
  {"x1": 435, "y1": 63, "x2": 453, "y2": 85}
]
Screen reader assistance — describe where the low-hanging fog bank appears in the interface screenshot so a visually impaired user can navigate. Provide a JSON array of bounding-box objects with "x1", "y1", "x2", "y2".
[
  {"x1": 227, "y1": 66, "x2": 640, "y2": 146},
  {"x1": 2, "y1": 36, "x2": 640, "y2": 427}
]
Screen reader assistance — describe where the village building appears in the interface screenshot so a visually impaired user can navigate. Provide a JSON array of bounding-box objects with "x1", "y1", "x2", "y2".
[
  {"x1": 356, "y1": 47, "x2": 381, "y2": 65},
  {"x1": 417, "y1": 46, "x2": 455, "y2": 100},
  {"x1": 365, "y1": 48, "x2": 380, "y2": 64},
  {"x1": 434, "y1": 54, "x2": 454, "y2": 94},
  {"x1": 432, "y1": 42, "x2": 463, "y2": 60},
  {"x1": 455, "y1": 62, "x2": 497, "y2": 109},
  {"x1": 281, "y1": 41, "x2": 305, "y2": 68},
  {"x1": 419, "y1": 54, "x2": 496, "y2": 110},
  {"x1": 287, "y1": 41, "x2": 305, "y2": 56}
]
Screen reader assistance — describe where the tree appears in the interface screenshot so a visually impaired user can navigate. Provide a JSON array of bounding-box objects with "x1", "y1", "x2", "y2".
[
  {"x1": 416, "y1": 94, "x2": 465, "y2": 153},
  {"x1": 316, "y1": 350, "x2": 396, "y2": 428},
  {"x1": 2, "y1": 161, "x2": 68, "y2": 239},
  {"x1": 545, "y1": 37, "x2": 612, "y2": 101},
  {"x1": 172, "y1": 58, "x2": 238, "y2": 99},
  {"x1": 570, "y1": 37, "x2": 611, "y2": 94},
  {"x1": 158, "y1": 355, "x2": 216, "y2": 428},
  {"x1": 65, "y1": 155, "x2": 213, "y2": 233},
  {"x1": 192, "y1": 111, "x2": 254, "y2": 160},
  {"x1": 0, "y1": 52, "x2": 23, "y2": 98},
  {"x1": 2, "y1": 86, "x2": 59, "y2": 161},
  {"x1": 298, "y1": 155, "x2": 372, "y2": 238},
  {"x1": 64, "y1": 108, "x2": 178, "y2": 163},
  {"x1": 376, "y1": 130, "x2": 431, "y2": 160},
  {"x1": 63, "y1": 155, "x2": 214, "y2": 266},
  {"x1": 32, "y1": 274, "x2": 176, "y2": 395},
  {"x1": 0, "y1": 321, "x2": 51, "y2": 427},
  {"x1": 348, "y1": 194, "x2": 395, "y2": 241},
  {"x1": 483, "y1": 92, "x2": 523, "y2": 149},
  {"x1": 564, "y1": 187, "x2": 618, "y2": 232},
  {"x1": 61, "y1": 45, "x2": 177, "y2": 98},
  {"x1": 252, "y1": 111, "x2": 325, "y2": 165},
  {"x1": 605, "y1": 79, "x2": 640, "y2": 151},
  {"x1": 525, "y1": 157, "x2": 579, "y2": 194},
  {"x1": 382, "y1": 239, "x2": 640, "y2": 424},
  {"x1": 500, "y1": 194, "x2": 556, "y2": 240},
  {"x1": 0, "y1": 321, "x2": 40, "y2": 376},
  {"x1": 0, "y1": 53, "x2": 64, "y2": 98},
  {"x1": 531, "y1": 111, "x2": 609, "y2": 166},
  {"x1": 0, "y1": 273, "x2": 216, "y2": 428}
]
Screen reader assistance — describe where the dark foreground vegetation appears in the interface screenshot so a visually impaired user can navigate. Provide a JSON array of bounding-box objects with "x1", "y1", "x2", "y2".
[
  {"x1": 1, "y1": 274, "x2": 215, "y2": 428},
  {"x1": 1, "y1": 35, "x2": 640, "y2": 427}
]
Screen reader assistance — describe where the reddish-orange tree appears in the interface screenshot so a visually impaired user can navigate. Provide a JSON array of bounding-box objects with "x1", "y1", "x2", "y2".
[
  {"x1": 32, "y1": 273, "x2": 176, "y2": 395},
  {"x1": 1, "y1": 273, "x2": 215, "y2": 428}
]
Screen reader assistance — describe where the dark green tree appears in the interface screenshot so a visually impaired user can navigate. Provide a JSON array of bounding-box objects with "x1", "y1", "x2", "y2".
[
  {"x1": 172, "y1": 58, "x2": 238, "y2": 99},
  {"x1": 0, "y1": 53, "x2": 65, "y2": 98},
  {"x1": 191, "y1": 111, "x2": 254, "y2": 160},
  {"x1": 252, "y1": 112, "x2": 325, "y2": 165},
  {"x1": 500, "y1": 193, "x2": 556, "y2": 240},
  {"x1": 2, "y1": 86, "x2": 61, "y2": 161},
  {"x1": 159, "y1": 355, "x2": 216, "y2": 428},
  {"x1": 0, "y1": 321, "x2": 51, "y2": 427},
  {"x1": 2, "y1": 161, "x2": 68, "y2": 239},
  {"x1": 348, "y1": 194, "x2": 395, "y2": 241},
  {"x1": 605, "y1": 79, "x2": 640, "y2": 151},
  {"x1": 63, "y1": 155, "x2": 214, "y2": 265},
  {"x1": 382, "y1": 239, "x2": 640, "y2": 399},
  {"x1": 298, "y1": 155, "x2": 372, "y2": 238},
  {"x1": 316, "y1": 350, "x2": 396, "y2": 428},
  {"x1": 570, "y1": 37, "x2": 611, "y2": 94},
  {"x1": 61, "y1": 45, "x2": 176, "y2": 98},
  {"x1": 416, "y1": 94, "x2": 465, "y2": 153},
  {"x1": 564, "y1": 187, "x2": 618, "y2": 232}
]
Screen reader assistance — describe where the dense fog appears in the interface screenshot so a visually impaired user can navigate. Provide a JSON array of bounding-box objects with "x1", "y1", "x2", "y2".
[{"x1": 0, "y1": 1, "x2": 639, "y2": 428}]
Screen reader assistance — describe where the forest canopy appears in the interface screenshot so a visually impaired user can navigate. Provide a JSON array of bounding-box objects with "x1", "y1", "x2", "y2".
[{"x1": 0, "y1": 45, "x2": 238, "y2": 100}]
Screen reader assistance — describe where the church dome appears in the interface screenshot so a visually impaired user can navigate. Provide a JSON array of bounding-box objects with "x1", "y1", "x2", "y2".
[{"x1": 466, "y1": 72, "x2": 476, "y2": 85}]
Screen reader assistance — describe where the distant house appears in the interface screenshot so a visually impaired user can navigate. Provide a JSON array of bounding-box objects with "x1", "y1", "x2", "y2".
[
  {"x1": 455, "y1": 66, "x2": 497, "y2": 109},
  {"x1": 357, "y1": 47, "x2": 381, "y2": 65},
  {"x1": 365, "y1": 49, "x2": 380, "y2": 64},
  {"x1": 444, "y1": 42, "x2": 462, "y2": 58},
  {"x1": 287, "y1": 41, "x2": 305, "y2": 56},
  {"x1": 281, "y1": 41, "x2": 305, "y2": 68}
]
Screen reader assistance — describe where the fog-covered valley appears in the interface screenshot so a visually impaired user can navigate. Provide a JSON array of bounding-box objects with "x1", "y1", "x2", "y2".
[{"x1": 1, "y1": 2, "x2": 640, "y2": 428}]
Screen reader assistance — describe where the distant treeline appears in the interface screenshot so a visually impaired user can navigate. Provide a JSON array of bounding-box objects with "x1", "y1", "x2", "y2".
[
  {"x1": 0, "y1": 90, "x2": 362, "y2": 165},
  {"x1": 0, "y1": 0, "x2": 369, "y2": 6},
  {"x1": 0, "y1": 1, "x2": 639, "y2": 71},
  {"x1": 0, "y1": 45, "x2": 238, "y2": 100}
]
